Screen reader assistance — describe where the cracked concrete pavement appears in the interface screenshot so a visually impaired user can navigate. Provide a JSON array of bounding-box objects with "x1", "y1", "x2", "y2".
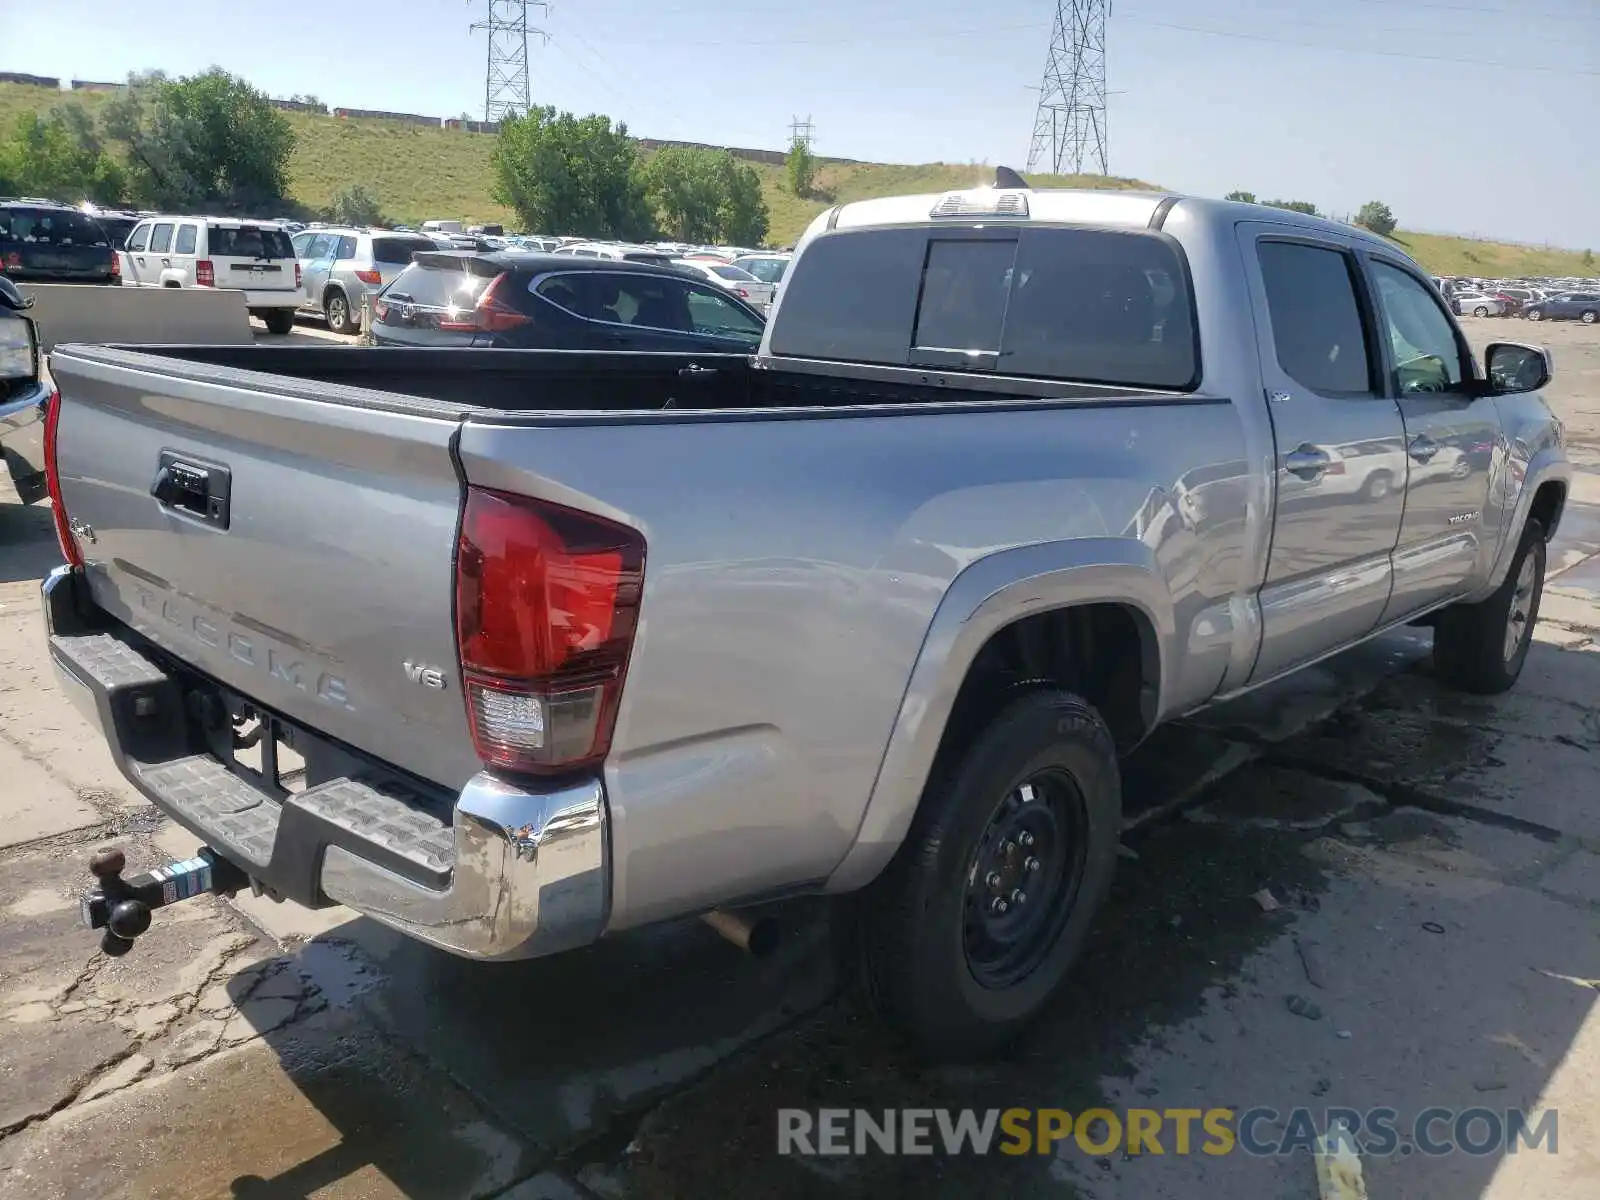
[{"x1": 0, "y1": 322, "x2": 1597, "y2": 1199}]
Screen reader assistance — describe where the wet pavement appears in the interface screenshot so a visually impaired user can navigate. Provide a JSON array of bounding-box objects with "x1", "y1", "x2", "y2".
[{"x1": 1, "y1": 323, "x2": 1598, "y2": 1199}]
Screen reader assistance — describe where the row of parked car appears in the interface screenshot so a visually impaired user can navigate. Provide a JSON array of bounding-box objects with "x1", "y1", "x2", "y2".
[
  {"x1": 1440, "y1": 277, "x2": 1600, "y2": 323},
  {"x1": 0, "y1": 198, "x2": 800, "y2": 348}
]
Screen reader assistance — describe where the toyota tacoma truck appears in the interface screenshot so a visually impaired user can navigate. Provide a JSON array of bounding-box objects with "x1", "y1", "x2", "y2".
[{"x1": 40, "y1": 179, "x2": 1568, "y2": 1055}]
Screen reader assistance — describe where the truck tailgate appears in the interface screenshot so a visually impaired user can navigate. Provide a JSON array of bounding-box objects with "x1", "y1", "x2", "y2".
[{"x1": 49, "y1": 346, "x2": 482, "y2": 790}]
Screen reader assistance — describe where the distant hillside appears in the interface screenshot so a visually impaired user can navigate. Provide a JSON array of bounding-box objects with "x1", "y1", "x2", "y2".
[{"x1": 2, "y1": 80, "x2": 1590, "y2": 274}]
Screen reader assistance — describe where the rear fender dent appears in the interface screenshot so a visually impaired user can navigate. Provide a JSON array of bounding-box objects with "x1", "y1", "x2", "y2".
[{"x1": 824, "y1": 538, "x2": 1173, "y2": 893}]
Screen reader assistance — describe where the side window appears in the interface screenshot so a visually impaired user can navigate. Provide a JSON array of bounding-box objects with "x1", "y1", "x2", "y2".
[
  {"x1": 1256, "y1": 241, "x2": 1372, "y2": 397},
  {"x1": 336, "y1": 235, "x2": 357, "y2": 259},
  {"x1": 149, "y1": 223, "x2": 174, "y2": 254},
  {"x1": 292, "y1": 232, "x2": 313, "y2": 258},
  {"x1": 1369, "y1": 261, "x2": 1466, "y2": 395},
  {"x1": 306, "y1": 233, "x2": 334, "y2": 259},
  {"x1": 605, "y1": 276, "x2": 689, "y2": 330},
  {"x1": 534, "y1": 275, "x2": 592, "y2": 318},
  {"x1": 126, "y1": 223, "x2": 150, "y2": 253},
  {"x1": 174, "y1": 224, "x2": 198, "y2": 255},
  {"x1": 685, "y1": 285, "x2": 763, "y2": 339}
]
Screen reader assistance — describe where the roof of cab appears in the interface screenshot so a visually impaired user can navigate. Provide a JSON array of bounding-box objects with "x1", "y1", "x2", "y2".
[{"x1": 824, "y1": 186, "x2": 1402, "y2": 256}]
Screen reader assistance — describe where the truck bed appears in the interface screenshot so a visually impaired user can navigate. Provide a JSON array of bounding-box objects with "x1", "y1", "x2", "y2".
[
  {"x1": 64, "y1": 343, "x2": 1176, "y2": 417},
  {"x1": 48, "y1": 340, "x2": 1248, "y2": 929}
]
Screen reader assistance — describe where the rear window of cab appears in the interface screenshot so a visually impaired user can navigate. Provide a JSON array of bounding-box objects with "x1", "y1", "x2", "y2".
[{"x1": 769, "y1": 226, "x2": 1198, "y2": 390}]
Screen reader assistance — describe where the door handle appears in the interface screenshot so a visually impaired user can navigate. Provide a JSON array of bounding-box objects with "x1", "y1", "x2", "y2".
[
  {"x1": 160, "y1": 257, "x2": 171, "y2": 266},
  {"x1": 1283, "y1": 445, "x2": 1332, "y2": 480},
  {"x1": 1408, "y1": 436, "x2": 1440, "y2": 463},
  {"x1": 677, "y1": 363, "x2": 718, "y2": 378}
]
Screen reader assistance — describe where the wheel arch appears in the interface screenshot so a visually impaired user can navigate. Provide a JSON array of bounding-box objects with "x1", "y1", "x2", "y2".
[{"x1": 825, "y1": 538, "x2": 1173, "y2": 893}]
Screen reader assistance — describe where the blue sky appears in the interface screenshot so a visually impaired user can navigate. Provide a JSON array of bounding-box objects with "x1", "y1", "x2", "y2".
[{"x1": 3, "y1": 0, "x2": 1596, "y2": 248}]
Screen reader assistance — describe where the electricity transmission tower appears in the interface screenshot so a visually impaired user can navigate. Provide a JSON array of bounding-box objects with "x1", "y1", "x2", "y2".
[
  {"x1": 1027, "y1": 0, "x2": 1109, "y2": 176},
  {"x1": 471, "y1": 0, "x2": 549, "y2": 123},
  {"x1": 789, "y1": 115, "x2": 815, "y2": 150}
]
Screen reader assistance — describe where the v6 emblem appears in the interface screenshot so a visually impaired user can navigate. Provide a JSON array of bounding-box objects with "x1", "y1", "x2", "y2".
[{"x1": 403, "y1": 662, "x2": 447, "y2": 690}]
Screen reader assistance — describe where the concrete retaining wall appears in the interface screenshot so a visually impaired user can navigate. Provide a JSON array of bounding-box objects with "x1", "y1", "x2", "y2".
[{"x1": 16, "y1": 284, "x2": 253, "y2": 353}]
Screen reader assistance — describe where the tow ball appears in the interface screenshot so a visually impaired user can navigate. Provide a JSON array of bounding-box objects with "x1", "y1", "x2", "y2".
[{"x1": 81, "y1": 847, "x2": 250, "y2": 957}]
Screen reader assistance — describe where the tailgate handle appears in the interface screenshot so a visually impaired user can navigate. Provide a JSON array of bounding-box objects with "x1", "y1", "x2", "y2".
[{"x1": 151, "y1": 452, "x2": 231, "y2": 530}]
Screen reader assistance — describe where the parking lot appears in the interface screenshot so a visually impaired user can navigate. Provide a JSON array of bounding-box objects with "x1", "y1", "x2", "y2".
[{"x1": 0, "y1": 320, "x2": 1598, "y2": 1199}]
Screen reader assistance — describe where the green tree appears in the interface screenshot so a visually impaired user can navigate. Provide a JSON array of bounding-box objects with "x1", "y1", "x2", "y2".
[
  {"x1": 101, "y1": 69, "x2": 294, "y2": 211},
  {"x1": 1354, "y1": 200, "x2": 1397, "y2": 238},
  {"x1": 786, "y1": 135, "x2": 816, "y2": 198},
  {"x1": 490, "y1": 107, "x2": 654, "y2": 239},
  {"x1": 0, "y1": 105, "x2": 125, "y2": 204},
  {"x1": 640, "y1": 147, "x2": 769, "y2": 245},
  {"x1": 713, "y1": 152, "x2": 769, "y2": 246},
  {"x1": 1265, "y1": 199, "x2": 1320, "y2": 217},
  {"x1": 1224, "y1": 190, "x2": 1256, "y2": 203},
  {"x1": 639, "y1": 146, "x2": 722, "y2": 242},
  {"x1": 328, "y1": 184, "x2": 385, "y2": 227}
]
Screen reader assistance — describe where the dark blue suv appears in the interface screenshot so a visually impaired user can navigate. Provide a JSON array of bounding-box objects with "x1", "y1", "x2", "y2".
[
  {"x1": 372, "y1": 251, "x2": 765, "y2": 351},
  {"x1": 0, "y1": 200, "x2": 118, "y2": 284}
]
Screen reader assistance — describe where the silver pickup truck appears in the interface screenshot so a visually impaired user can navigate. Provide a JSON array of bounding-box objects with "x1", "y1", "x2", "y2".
[{"x1": 41, "y1": 181, "x2": 1568, "y2": 1056}]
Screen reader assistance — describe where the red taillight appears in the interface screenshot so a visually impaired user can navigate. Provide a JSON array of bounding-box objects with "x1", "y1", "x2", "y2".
[
  {"x1": 440, "y1": 273, "x2": 531, "y2": 333},
  {"x1": 355, "y1": 269, "x2": 382, "y2": 285},
  {"x1": 455, "y1": 488, "x2": 645, "y2": 776},
  {"x1": 296, "y1": 262, "x2": 304, "y2": 287},
  {"x1": 735, "y1": 287, "x2": 749, "y2": 299},
  {"x1": 110, "y1": 255, "x2": 121, "y2": 281},
  {"x1": 195, "y1": 259, "x2": 214, "y2": 287},
  {"x1": 43, "y1": 383, "x2": 83, "y2": 569}
]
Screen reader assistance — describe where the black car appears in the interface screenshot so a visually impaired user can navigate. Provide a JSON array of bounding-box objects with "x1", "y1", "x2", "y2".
[
  {"x1": 0, "y1": 199, "x2": 117, "y2": 283},
  {"x1": 371, "y1": 251, "x2": 766, "y2": 352}
]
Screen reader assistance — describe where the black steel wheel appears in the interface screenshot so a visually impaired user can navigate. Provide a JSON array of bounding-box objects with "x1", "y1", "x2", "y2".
[
  {"x1": 961, "y1": 769, "x2": 1089, "y2": 990},
  {"x1": 859, "y1": 690, "x2": 1122, "y2": 1058}
]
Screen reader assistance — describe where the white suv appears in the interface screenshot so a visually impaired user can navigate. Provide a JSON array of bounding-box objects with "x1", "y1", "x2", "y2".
[{"x1": 118, "y1": 217, "x2": 303, "y2": 334}]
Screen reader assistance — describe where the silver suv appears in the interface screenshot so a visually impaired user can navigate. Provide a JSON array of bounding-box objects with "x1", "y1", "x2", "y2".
[{"x1": 291, "y1": 228, "x2": 439, "y2": 334}]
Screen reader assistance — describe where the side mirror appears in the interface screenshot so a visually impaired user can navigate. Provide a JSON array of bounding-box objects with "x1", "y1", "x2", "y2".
[{"x1": 1484, "y1": 342, "x2": 1551, "y2": 395}]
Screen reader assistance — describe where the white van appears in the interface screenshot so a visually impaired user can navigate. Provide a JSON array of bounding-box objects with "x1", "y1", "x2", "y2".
[
  {"x1": 421, "y1": 219, "x2": 464, "y2": 235},
  {"x1": 118, "y1": 216, "x2": 303, "y2": 333}
]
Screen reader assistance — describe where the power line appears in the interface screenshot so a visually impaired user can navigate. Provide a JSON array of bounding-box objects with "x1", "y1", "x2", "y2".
[
  {"x1": 1028, "y1": 0, "x2": 1110, "y2": 176},
  {"x1": 470, "y1": 0, "x2": 550, "y2": 123},
  {"x1": 1125, "y1": 16, "x2": 1600, "y2": 76},
  {"x1": 1350, "y1": 0, "x2": 1599, "y2": 20}
]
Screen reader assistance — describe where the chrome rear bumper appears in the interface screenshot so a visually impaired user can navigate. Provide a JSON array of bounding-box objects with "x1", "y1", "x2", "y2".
[{"x1": 43, "y1": 565, "x2": 609, "y2": 961}]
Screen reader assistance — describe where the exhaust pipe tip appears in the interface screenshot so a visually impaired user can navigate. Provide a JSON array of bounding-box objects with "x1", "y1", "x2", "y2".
[{"x1": 701, "y1": 907, "x2": 781, "y2": 958}]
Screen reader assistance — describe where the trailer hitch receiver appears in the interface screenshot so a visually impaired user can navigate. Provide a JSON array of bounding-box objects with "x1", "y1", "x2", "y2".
[{"x1": 82, "y1": 847, "x2": 249, "y2": 956}]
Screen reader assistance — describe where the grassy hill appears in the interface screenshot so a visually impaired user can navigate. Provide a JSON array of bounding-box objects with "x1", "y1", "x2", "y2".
[{"x1": 4, "y1": 80, "x2": 1591, "y2": 274}]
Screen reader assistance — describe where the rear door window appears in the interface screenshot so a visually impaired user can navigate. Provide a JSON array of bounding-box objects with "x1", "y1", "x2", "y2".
[
  {"x1": 372, "y1": 237, "x2": 435, "y2": 265},
  {"x1": 387, "y1": 264, "x2": 461, "y2": 307},
  {"x1": 173, "y1": 224, "x2": 198, "y2": 255},
  {"x1": 207, "y1": 226, "x2": 295, "y2": 259},
  {"x1": 1256, "y1": 241, "x2": 1373, "y2": 397},
  {"x1": 336, "y1": 235, "x2": 357, "y2": 259},
  {"x1": 149, "y1": 223, "x2": 174, "y2": 253}
]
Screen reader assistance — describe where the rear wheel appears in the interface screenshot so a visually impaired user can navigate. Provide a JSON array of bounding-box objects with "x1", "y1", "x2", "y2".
[
  {"x1": 858, "y1": 691, "x2": 1122, "y2": 1058},
  {"x1": 1433, "y1": 519, "x2": 1545, "y2": 694},
  {"x1": 1583, "y1": 310, "x2": 1597, "y2": 325},
  {"x1": 325, "y1": 291, "x2": 356, "y2": 335},
  {"x1": 262, "y1": 309, "x2": 295, "y2": 335}
]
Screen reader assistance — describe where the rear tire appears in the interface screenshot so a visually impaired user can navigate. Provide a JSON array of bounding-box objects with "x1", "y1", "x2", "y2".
[
  {"x1": 1433, "y1": 519, "x2": 1545, "y2": 695},
  {"x1": 858, "y1": 691, "x2": 1122, "y2": 1058},
  {"x1": 324, "y1": 291, "x2": 356, "y2": 335},
  {"x1": 1583, "y1": 310, "x2": 1597, "y2": 325},
  {"x1": 262, "y1": 309, "x2": 295, "y2": 335}
]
